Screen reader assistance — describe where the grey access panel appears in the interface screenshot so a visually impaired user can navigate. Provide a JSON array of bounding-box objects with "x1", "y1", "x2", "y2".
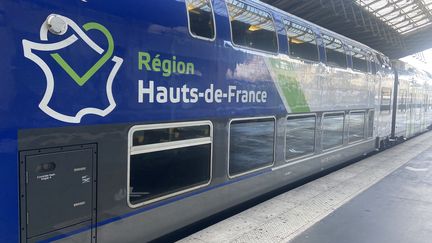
[{"x1": 25, "y1": 148, "x2": 94, "y2": 239}]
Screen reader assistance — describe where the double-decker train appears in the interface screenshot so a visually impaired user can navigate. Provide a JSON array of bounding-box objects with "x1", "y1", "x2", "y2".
[{"x1": 0, "y1": 0, "x2": 431, "y2": 242}]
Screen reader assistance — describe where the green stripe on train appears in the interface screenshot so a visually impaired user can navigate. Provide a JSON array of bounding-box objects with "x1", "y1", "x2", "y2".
[{"x1": 268, "y1": 59, "x2": 310, "y2": 113}]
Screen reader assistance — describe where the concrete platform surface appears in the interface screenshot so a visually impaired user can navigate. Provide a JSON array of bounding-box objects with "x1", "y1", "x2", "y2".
[{"x1": 178, "y1": 132, "x2": 432, "y2": 243}]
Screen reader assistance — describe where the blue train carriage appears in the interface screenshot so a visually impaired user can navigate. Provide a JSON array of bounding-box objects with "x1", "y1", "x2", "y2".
[{"x1": 0, "y1": 0, "x2": 428, "y2": 242}]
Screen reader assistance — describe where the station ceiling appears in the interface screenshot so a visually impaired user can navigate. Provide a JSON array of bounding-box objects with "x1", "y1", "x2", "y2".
[{"x1": 262, "y1": 0, "x2": 432, "y2": 59}]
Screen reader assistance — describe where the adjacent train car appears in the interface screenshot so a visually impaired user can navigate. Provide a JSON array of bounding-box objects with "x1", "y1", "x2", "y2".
[
  {"x1": 375, "y1": 54, "x2": 396, "y2": 145},
  {"x1": 0, "y1": 0, "x2": 431, "y2": 242},
  {"x1": 393, "y1": 61, "x2": 432, "y2": 139}
]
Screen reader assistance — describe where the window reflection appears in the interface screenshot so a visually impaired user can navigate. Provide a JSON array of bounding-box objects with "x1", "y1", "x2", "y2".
[
  {"x1": 286, "y1": 115, "x2": 316, "y2": 160},
  {"x1": 322, "y1": 34, "x2": 347, "y2": 68},
  {"x1": 186, "y1": 0, "x2": 215, "y2": 39},
  {"x1": 368, "y1": 110, "x2": 375, "y2": 138},
  {"x1": 284, "y1": 21, "x2": 319, "y2": 61},
  {"x1": 348, "y1": 112, "x2": 365, "y2": 143},
  {"x1": 322, "y1": 113, "x2": 345, "y2": 150},
  {"x1": 129, "y1": 123, "x2": 212, "y2": 206},
  {"x1": 229, "y1": 118, "x2": 275, "y2": 176},
  {"x1": 130, "y1": 144, "x2": 211, "y2": 204},
  {"x1": 133, "y1": 125, "x2": 210, "y2": 146},
  {"x1": 226, "y1": 0, "x2": 278, "y2": 52},
  {"x1": 350, "y1": 45, "x2": 368, "y2": 73}
]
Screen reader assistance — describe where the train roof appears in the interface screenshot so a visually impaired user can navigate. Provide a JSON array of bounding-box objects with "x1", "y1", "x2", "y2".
[{"x1": 245, "y1": 0, "x2": 386, "y2": 58}]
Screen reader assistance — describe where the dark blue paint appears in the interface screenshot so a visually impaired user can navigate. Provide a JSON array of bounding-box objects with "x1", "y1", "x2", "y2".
[{"x1": 0, "y1": 0, "x2": 342, "y2": 241}]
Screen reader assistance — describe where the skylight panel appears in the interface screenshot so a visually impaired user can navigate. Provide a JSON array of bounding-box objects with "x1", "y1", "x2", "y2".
[{"x1": 354, "y1": 0, "x2": 432, "y2": 34}]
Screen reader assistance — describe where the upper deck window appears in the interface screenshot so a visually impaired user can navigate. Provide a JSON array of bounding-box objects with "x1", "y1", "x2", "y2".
[
  {"x1": 350, "y1": 46, "x2": 368, "y2": 73},
  {"x1": 186, "y1": 0, "x2": 216, "y2": 40},
  {"x1": 284, "y1": 20, "x2": 319, "y2": 61},
  {"x1": 322, "y1": 34, "x2": 347, "y2": 69},
  {"x1": 378, "y1": 54, "x2": 392, "y2": 70},
  {"x1": 370, "y1": 54, "x2": 378, "y2": 74},
  {"x1": 226, "y1": 0, "x2": 278, "y2": 53}
]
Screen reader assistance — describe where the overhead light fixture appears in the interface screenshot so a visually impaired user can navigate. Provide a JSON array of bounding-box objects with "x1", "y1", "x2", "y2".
[
  {"x1": 187, "y1": 4, "x2": 200, "y2": 14},
  {"x1": 187, "y1": 3, "x2": 196, "y2": 11},
  {"x1": 290, "y1": 38, "x2": 304, "y2": 44},
  {"x1": 248, "y1": 25, "x2": 261, "y2": 31}
]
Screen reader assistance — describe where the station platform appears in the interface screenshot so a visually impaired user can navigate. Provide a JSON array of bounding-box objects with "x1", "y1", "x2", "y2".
[{"x1": 179, "y1": 131, "x2": 432, "y2": 243}]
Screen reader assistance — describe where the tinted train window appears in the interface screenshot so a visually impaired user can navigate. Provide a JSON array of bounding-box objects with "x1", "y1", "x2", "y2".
[
  {"x1": 226, "y1": 0, "x2": 278, "y2": 53},
  {"x1": 286, "y1": 115, "x2": 316, "y2": 160},
  {"x1": 370, "y1": 54, "x2": 377, "y2": 74},
  {"x1": 348, "y1": 111, "x2": 365, "y2": 143},
  {"x1": 350, "y1": 46, "x2": 368, "y2": 73},
  {"x1": 380, "y1": 88, "x2": 392, "y2": 113},
  {"x1": 284, "y1": 20, "x2": 319, "y2": 61},
  {"x1": 370, "y1": 61, "x2": 377, "y2": 74},
  {"x1": 410, "y1": 93, "x2": 415, "y2": 109},
  {"x1": 399, "y1": 89, "x2": 407, "y2": 112},
  {"x1": 428, "y1": 97, "x2": 432, "y2": 110},
  {"x1": 186, "y1": 0, "x2": 215, "y2": 40},
  {"x1": 322, "y1": 113, "x2": 345, "y2": 150},
  {"x1": 229, "y1": 118, "x2": 275, "y2": 176},
  {"x1": 322, "y1": 34, "x2": 347, "y2": 68},
  {"x1": 133, "y1": 125, "x2": 210, "y2": 146},
  {"x1": 128, "y1": 122, "x2": 212, "y2": 206},
  {"x1": 378, "y1": 54, "x2": 391, "y2": 70},
  {"x1": 367, "y1": 110, "x2": 374, "y2": 138}
]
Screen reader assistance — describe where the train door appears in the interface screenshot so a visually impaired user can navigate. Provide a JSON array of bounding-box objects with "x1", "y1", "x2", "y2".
[
  {"x1": 407, "y1": 88, "x2": 421, "y2": 137},
  {"x1": 421, "y1": 92, "x2": 427, "y2": 131},
  {"x1": 367, "y1": 54, "x2": 378, "y2": 140},
  {"x1": 408, "y1": 90, "x2": 414, "y2": 137},
  {"x1": 374, "y1": 56, "x2": 383, "y2": 141},
  {"x1": 414, "y1": 88, "x2": 422, "y2": 134},
  {"x1": 426, "y1": 92, "x2": 432, "y2": 127},
  {"x1": 375, "y1": 54, "x2": 393, "y2": 144},
  {"x1": 395, "y1": 87, "x2": 407, "y2": 137}
]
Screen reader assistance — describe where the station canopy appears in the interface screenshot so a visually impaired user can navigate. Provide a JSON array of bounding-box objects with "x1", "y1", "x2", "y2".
[
  {"x1": 355, "y1": 0, "x2": 432, "y2": 35},
  {"x1": 263, "y1": 0, "x2": 432, "y2": 59}
]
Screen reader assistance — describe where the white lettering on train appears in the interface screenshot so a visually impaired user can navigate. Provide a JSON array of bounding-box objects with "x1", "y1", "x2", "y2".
[{"x1": 138, "y1": 80, "x2": 267, "y2": 104}]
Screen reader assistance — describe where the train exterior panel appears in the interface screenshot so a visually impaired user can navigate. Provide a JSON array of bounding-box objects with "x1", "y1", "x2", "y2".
[
  {"x1": 0, "y1": 0, "x2": 431, "y2": 242},
  {"x1": 394, "y1": 62, "x2": 432, "y2": 139}
]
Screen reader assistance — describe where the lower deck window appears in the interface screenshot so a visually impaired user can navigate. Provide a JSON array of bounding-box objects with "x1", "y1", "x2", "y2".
[
  {"x1": 348, "y1": 111, "x2": 365, "y2": 143},
  {"x1": 322, "y1": 113, "x2": 345, "y2": 150},
  {"x1": 229, "y1": 118, "x2": 275, "y2": 176},
  {"x1": 367, "y1": 110, "x2": 374, "y2": 138},
  {"x1": 128, "y1": 122, "x2": 212, "y2": 206},
  {"x1": 286, "y1": 115, "x2": 316, "y2": 160}
]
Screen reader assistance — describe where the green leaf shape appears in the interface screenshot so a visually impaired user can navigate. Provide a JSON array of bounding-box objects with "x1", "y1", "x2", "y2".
[{"x1": 50, "y1": 22, "x2": 114, "y2": 86}]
